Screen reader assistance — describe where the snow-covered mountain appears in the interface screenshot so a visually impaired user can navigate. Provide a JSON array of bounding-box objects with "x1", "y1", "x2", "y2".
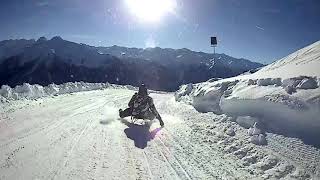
[
  {"x1": 0, "y1": 53, "x2": 178, "y2": 91},
  {"x1": 0, "y1": 36, "x2": 118, "y2": 68},
  {"x1": 97, "y1": 45, "x2": 263, "y2": 72},
  {"x1": 0, "y1": 37, "x2": 263, "y2": 91}
]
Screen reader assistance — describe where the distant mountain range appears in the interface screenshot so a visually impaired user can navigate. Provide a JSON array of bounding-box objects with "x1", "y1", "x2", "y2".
[{"x1": 0, "y1": 36, "x2": 264, "y2": 91}]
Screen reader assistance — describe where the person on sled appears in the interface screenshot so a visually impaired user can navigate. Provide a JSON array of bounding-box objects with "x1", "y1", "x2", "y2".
[{"x1": 119, "y1": 83, "x2": 164, "y2": 127}]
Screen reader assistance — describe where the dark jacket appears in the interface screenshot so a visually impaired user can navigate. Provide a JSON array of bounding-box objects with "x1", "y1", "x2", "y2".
[{"x1": 129, "y1": 93, "x2": 161, "y2": 119}]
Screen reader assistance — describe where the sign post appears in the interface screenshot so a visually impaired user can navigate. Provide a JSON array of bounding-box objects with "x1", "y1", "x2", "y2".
[{"x1": 210, "y1": 37, "x2": 217, "y2": 55}]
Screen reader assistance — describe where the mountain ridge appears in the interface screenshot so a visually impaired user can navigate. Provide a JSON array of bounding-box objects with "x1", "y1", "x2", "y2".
[{"x1": 0, "y1": 36, "x2": 264, "y2": 91}]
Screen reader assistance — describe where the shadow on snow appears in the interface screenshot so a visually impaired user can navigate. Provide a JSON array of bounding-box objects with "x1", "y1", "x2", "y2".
[{"x1": 119, "y1": 118, "x2": 162, "y2": 149}]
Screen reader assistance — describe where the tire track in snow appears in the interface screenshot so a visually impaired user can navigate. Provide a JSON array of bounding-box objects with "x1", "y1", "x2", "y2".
[
  {"x1": 155, "y1": 135, "x2": 193, "y2": 180},
  {"x1": 67, "y1": 90, "x2": 134, "y2": 180},
  {"x1": 50, "y1": 116, "x2": 95, "y2": 180},
  {"x1": 0, "y1": 92, "x2": 130, "y2": 149},
  {"x1": 0, "y1": 89, "x2": 135, "y2": 179},
  {"x1": 152, "y1": 94, "x2": 221, "y2": 179},
  {"x1": 48, "y1": 96, "x2": 116, "y2": 180},
  {"x1": 151, "y1": 141, "x2": 182, "y2": 179},
  {"x1": 92, "y1": 127, "x2": 109, "y2": 180},
  {"x1": 0, "y1": 100, "x2": 102, "y2": 149},
  {"x1": 122, "y1": 131, "x2": 152, "y2": 180},
  {"x1": 0, "y1": 97, "x2": 115, "y2": 179},
  {"x1": 143, "y1": 151, "x2": 154, "y2": 180},
  {"x1": 0, "y1": 94, "x2": 97, "y2": 146},
  {"x1": 162, "y1": 125, "x2": 251, "y2": 179},
  {"x1": 65, "y1": 122, "x2": 102, "y2": 180},
  {"x1": 92, "y1": 122, "x2": 128, "y2": 179}
]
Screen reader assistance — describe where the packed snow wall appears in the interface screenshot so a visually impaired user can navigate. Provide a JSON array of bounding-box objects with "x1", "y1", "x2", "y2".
[
  {"x1": 175, "y1": 77, "x2": 320, "y2": 146},
  {"x1": 0, "y1": 82, "x2": 137, "y2": 102}
]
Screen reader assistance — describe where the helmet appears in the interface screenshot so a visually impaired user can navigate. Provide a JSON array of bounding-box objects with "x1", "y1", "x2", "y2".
[{"x1": 138, "y1": 83, "x2": 148, "y2": 96}]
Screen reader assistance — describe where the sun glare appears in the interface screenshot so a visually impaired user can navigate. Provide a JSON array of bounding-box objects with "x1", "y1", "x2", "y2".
[{"x1": 125, "y1": 0, "x2": 177, "y2": 23}]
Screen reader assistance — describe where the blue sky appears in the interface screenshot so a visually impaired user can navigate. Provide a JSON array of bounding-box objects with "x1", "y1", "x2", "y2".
[{"x1": 0, "y1": 0, "x2": 319, "y2": 64}]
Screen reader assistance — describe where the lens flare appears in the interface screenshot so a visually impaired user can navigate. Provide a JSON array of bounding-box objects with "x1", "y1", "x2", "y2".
[
  {"x1": 125, "y1": 0, "x2": 177, "y2": 23},
  {"x1": 145, "y1": 36, "x2": 156, "y2": 48}
]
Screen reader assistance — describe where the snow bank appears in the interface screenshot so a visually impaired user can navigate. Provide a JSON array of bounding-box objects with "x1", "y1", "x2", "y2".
[
  {"x1": 0, "y1": 82, "x2": 120, "y2": 101},
  {"x1": 175, "y1": 77, "x2": 320, "y2": 146},
  {"x1": 257, "y1": 78, "x2": 282, "y2": 86},
  {"x1": 250, "y1": 134, "x2": 267, "y2": 145},
  {"x1": 175, "y1": 81, "x2": 239, "y2": 114},
  {"x1": 236, "y1": 116, "x2": 259, "y2": 129},
  {"x1": 0, "y1": 95, "x2": 7, "y2": 103},
  {"x1": 174, "y1": 83, "x2": 194, "y2": 102}
]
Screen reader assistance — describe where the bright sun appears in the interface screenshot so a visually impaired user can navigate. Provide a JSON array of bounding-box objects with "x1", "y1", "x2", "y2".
[{"x1": 125, "y1": 0, "x2": 177, "y2": 23}]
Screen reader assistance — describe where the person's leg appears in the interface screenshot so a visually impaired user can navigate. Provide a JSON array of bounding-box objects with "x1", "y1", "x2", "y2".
[
  {"x1": 159, "y1": 118, "x2": 164, "y2": 127},
  {"x1": 119, "y1": 108, "x2": 132, "y2": 118}
]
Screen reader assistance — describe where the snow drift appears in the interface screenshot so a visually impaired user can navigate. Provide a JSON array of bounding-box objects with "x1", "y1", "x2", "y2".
[
  {"x1": 0, "y1": 82, "x2": 136, "y2": 101},
  {"x1": 175, "y1": 41, "x2": 320, "y2": 146}
]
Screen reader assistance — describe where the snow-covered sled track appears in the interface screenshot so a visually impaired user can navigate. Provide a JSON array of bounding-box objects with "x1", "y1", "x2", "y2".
[
  {"x1": 0, "y1": 93, "x2": 123, "y2": 149},
  {"x1": 51, "y1": 116, "x2": 96, "y2": 180},
  {"x1": 0, "y1": 88, "x2": 319, "y2": 179},
  {"x1": 154, "y1": 135, "x2": 193, "y2": 180}
]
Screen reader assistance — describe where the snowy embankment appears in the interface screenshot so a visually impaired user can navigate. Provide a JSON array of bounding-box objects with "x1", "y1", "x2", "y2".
[
  {"x1": 0, "y1": 82, "x2": 136, "y2": 102},
  {"x1": 175, "y1": 41, "x2": 320, "y2": 146}
]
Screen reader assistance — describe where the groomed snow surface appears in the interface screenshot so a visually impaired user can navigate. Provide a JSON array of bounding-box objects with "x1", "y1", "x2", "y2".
[{"x1": 0, "y1": 82, "x2": 319, "y2": 179}]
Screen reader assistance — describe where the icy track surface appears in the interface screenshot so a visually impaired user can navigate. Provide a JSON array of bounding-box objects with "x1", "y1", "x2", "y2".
[{"x1": 0, "y1": 88, "x2": 319, "y2": 180}]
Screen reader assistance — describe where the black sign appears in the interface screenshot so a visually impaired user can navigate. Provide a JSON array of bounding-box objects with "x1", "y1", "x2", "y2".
[{"x1": 211, "y1": 37, "x2": 217, "y2": 46}]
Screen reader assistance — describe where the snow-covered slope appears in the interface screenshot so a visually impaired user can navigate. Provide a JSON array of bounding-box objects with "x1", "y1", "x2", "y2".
[
  {"x1": 20, "y1": 36, "x2": 119, "y2": 68},
  {"x1": 242, "y1": 41, "x2": 320, "y2": 79},
  {"x1": 1, "y1": 85, "x2": 319, "y2": 179},
  {"x1": 175, "y1": 41, "x2": 320, "y2": 149}
]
